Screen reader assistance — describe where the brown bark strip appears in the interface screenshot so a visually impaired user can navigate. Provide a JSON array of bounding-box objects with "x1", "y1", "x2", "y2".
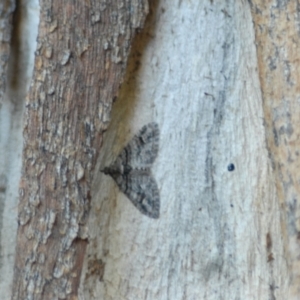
[
  {"x1": 0, "y1": 0, "x2": 15, "y2": 102},
  {"x1": 250, "y1": 1, "x2": 300, "y2": 297},
  {"x1": 12, "y1": 0, "x2": 148, "y2": 299}
]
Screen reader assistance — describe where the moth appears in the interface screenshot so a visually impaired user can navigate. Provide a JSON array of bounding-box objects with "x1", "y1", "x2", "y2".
[{"x1": 102, "y1": 122, "x2": 160, "y2": 219}]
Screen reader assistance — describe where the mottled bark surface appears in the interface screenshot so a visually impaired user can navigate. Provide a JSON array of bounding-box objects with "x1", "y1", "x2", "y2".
[
  {"x1": 250, "y1": 2, "x2": 300, "y2": 298},
  {"x1": 81, "y1": 1, "x2": 287, "y2": 299},
  {"x1": 12, "y1": 0, "x2": 148, "y2": 299},
  {"x1": 0, "y1": 0, "x2": 15, "y2": 232},
  {"x1": 0, "y1": 0, "x2": 15, "y2": 103},
  {"x1": 8, "y1": 0, "x2": 300, "y2": 299}
]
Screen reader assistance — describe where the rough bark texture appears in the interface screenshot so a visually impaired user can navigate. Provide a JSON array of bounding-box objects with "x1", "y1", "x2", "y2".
[
  {"x1": 12, "y1": 0, "x2": 148, "y2": 299},
  {"x1": 250, "y1": 2, "x2": 300, "y2": 298},
  {"x1": 7, "y1": 0, "x2": 300, "y2": 299},
  {"x1": 0, "y1": 0, "x2": 15, "y2": 103}
]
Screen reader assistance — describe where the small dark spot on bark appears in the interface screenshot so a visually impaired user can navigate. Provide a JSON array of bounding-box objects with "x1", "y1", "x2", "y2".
[
  {"x1": 40, "y1": 146, "x2": 46, "y2": 153},
  {"x1": 87, "y1": 259, "x2": 105, "y2": 281},
  {"x1": 266, "y1": 233, "x2": 274, "y2": 263},
  {"x1": 268, "y1": 253, "x2": 274, "y2": 262},
  {"x1": 221, "y1": 9, "x2": 231, "y2": 18},
  {"x1": 227, "y1": 163, "x2": 235, "y2": 171},
  {"x1": 266, "y1": 232, "x2": 272, "y2": 250},
  {"x1": 85, "y1": 122, "x2": 91, "y2": 138},
  {"x1": 87, "y1": 190, "x2": 91, "y2": 202}
]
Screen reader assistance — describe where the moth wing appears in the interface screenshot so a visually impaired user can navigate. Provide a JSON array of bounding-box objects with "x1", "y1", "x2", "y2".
[
  {"x1": 118, "y1": 122, "x2": 159, "y2": 168},
  {"x1": 112, "y1": 172, "x2": 160, "y2": 219},
  {"x1": 103, "y1": 123, "x2": 160, "y2": 219}
]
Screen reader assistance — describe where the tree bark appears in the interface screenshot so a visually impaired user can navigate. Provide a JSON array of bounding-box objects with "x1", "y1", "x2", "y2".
[
  {"x1": 0, "y1": 0, "x2": 15, "y2": 102},
  {"x1": 4, "y1": 0, "x2": 300, "y2": 299},
  {"x1": 81, "y1": 0, "x2": 290, "y2": 299},
  {"x1": 12, "y1": 0, "x2": 148, "y2": 299},
  {"x1": 250, "y1": 1, "x2": 300, "y2": 298}
]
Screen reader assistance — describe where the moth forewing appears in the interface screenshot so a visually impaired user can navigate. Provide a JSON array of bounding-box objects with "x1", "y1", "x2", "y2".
[{"x1": 102, "y1": 123, "x2": 160, "y2": 219}]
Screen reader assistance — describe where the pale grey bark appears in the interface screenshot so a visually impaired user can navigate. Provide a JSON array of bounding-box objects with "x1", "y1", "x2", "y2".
[{"x1": 82, "y1": 1, "x2": 289, "y2": 299}]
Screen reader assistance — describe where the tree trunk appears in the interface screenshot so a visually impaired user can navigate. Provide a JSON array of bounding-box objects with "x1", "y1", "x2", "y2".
[
  {"x1": 0, "y1": 0, "x2": 298, "y2": 299},
  {"x1": 11, "y1": 0, "x2": 148, "y2": 299},
  {"x1": 81, "y1": 1, "x2": 290, "y2": 299}
]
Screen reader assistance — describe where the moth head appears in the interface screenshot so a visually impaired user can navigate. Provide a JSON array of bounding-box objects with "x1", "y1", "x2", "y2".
[{"x1": 101, "y1": 167, "x2": 110, "y2": 175}]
